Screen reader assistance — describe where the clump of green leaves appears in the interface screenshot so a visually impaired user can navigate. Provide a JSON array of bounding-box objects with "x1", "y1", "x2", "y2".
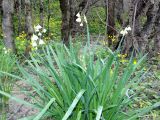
[{"x1": 0, "y1": 41, "x2": 159, "y2": 120}]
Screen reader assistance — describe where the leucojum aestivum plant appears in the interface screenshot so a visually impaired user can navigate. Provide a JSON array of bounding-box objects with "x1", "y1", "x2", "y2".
[{"x1": 0, "y1": 14, "x2": 160, "y2": 120}]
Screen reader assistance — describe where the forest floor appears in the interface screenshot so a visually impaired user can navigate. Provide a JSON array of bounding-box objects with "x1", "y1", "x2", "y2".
[{"x1": 7, "y1": 80, "x2": 38, "y2": 120}]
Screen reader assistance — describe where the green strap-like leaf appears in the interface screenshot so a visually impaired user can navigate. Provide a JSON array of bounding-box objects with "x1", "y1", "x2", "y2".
[
  {"x1": 96, "y1": 106, "x2": 103, "y2": 120},
  {"x1": 76, "y1": 111, "x2": 82, "y2": 120},
  {"x1": 62, "y1": 89, "x2": 85, "y2": 120},
  {"x1": 0, "y1": 90, "x2": 37, "y2": 109},
  {"x1": 33, "y1": 98, "x2": 55, "y2": 120}
]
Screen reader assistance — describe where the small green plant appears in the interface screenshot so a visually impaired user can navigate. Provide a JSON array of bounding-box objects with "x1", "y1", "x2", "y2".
[
  {"x1": 15, "y1": 31, "x2": 28, "y2": 55},
  {"x1": 0, "y1": 48, "x2": 17, "y2": 119}
]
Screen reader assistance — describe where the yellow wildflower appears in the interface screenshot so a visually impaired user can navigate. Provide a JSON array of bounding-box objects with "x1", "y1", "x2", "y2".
[{"x1": 133, "y1": 59, "x2": 137, "y2": 65}]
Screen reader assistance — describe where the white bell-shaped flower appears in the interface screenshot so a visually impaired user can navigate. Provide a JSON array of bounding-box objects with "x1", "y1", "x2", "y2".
[
  {"x1": 3, "y1": 47, "x2": 8, "y2": 54},
  {"x1": 80, "y1": 23, "x2": 83, "y2": 27},
  {"x1": 39, "y1": 39, "x2": 45, "y2": 45},
  {"x1": 76, "y1": 17, "x2": 82, "y2": 23},
  {"x1": 120, "y1": 26, "x2": 132, "y2": 36},
  {"x1": 125, "y1": 26, "x2": 131, "y2": 31},
  {"x1": 34, "y1": 24, "x2": 42, "y2": 32},
  {"x1": 31, "y1": 40, "x2": 37, "y2": 47},
  {"x1": 31, "y1": 34, "x2": 38, "y2": 41},
  {"x1": 120, "y1": 30, "x2": 128, "y2": 36},
  {"x1": 38, "y1": 32, "x2": 42, "y2": 36},
  {"x1": 76, "y1": 12, "x2": 81, "y2": 18},
  {"x1": 42, "y1": 29, "x2": 47, "y2": 33}
]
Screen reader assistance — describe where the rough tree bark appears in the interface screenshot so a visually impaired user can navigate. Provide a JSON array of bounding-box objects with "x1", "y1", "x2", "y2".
[
  {"x1": 59, "y1": 0, "x2": 70, "y2": 44},
  {"x1": 15, "y1": 0, "x2": 22, "y2": 34},
  {"x1": 0, "y1": 0, "x2": 2, "y2": 26},
  {"x1": 2, "y1": 0, "x2": 16, "y2": 52},
  {"x1": 18, "y1": 0, "x2": 22, "y2": 34},
  {"x1": 40, "y1": 0, "x2": 44, "y2": 27},
  {"x1": 154, "y1": 1, "x2": 160, "y2": 54},
  {"x1": 0, "y1": 0, "x2": 2, "y2": 14},
  {"x1": 24, "y1": 0, "x2": 34, "y2": 56},
  {"x1": 107, "y1": 0, "x2": 116, "y2": 38},
  {"x1": 25, "y1": 0, "x2": 33, "y2": 36},
  {"x1": 47, "y1": 0, "x2": 51, "y2": 35}
]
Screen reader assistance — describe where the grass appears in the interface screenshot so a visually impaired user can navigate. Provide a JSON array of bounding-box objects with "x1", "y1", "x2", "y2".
[{"x1": 0, "y1": 50, "x2": 17, "y2": 119}]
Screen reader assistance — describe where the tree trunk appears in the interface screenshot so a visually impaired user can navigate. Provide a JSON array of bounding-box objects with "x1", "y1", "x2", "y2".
[
  {"x1": 2, "y1": 0, "x2": 16, "y2": 52},
  {"x1": 108, "y1": 0, "x2": 116, "y2": 38},
  {"x1": 0, "y1": 0, "x2": 2, "y2": 14},
  {"x1": 47, "y1": 0, "x2": 51, "y2": 35},
  {"x1": 59, "y1": 0, "x2": 70, "y2": 45},
  {"x1": 40, "y1": 0, "x2": 44, "y2": 27},
  {"x1": 154, "y1": 1, "x2": 160, "y2": 54},
  {"x1": 0, "y1": 0, "x2": 2, "y2": 26},
  {"x1": 24, "y1": 0, "x2": 34, "y2": 56},
  {"x1": 17, "y1": 0, "x2": 22, "y2": 34},
  {"x1": 104, "y1": 0, "x2": 117, "y2": 47}
]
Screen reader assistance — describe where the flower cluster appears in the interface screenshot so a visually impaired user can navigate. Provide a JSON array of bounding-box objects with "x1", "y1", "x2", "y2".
[
  {"x1": 76, "y1": 12, "x2": 87, "y2": 27},
  {"x1": 108, "y1": 35, "x2": 117, "y2": 42},
  {"x1": 15, "y1": 31, "x2": 27, "y2": 54},
  {"x1": 120, "y1": 26, "x2": 131, "y2": 36},
  {"x1": 118, "y1": 53, "x2": 128, "y2": 63},
  {"x1": 3, "y1": 47, "x2": 11, "y2": 54},
  {"x1": 31, "y1": 24, "x2": 46, "y2": 49},
  {"x1": 3, "y1": 47, "x2": 8, "y2": 54}
]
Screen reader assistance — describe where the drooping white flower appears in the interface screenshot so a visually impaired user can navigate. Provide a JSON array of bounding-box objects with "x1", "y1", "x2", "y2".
[
  {"x1": 76, "y1": 17, "x2": 82, "y2": 23},
  {"x1": 76, "y1": 12, "x2": 81, "y2": 18},
  {"x1": 120, "y1": 26, "x2": 132, "y2": 36},
  {"x1": 76, "y1": 12, "x2": 88, "y2": 27},
  {"x1": 31, "y1": 34, "x2": 38, "y2": 41},
  {"x1": 34, "y1": 24, "x2": 42, "y2": 32},
  {"x1": 80, "y1": 23, "x2": 83, "y2": 27},
  {"x1": 120, "y1": 30, "x2": 128, "y2": 36},
  {"x1": 42, "y1": 29, "x2": 47, "y2": 33},
  {"x1": 125, "y1": 26, "x2": 131, "y2": 31},
  {"x1": 39, "y1": 39, "x2": 45, "y2": 45},
  {"x1": 31, "y1": 40, "x2": 37, "y2": 47},
  {"x1": 3, "y1": 47, "x2": 8, "y2": 54},
  {"x1": 3, "y1": 47, "x2": 6, "y2": 50},
  {"x1": 38, "y1": 32, "x2": 42, "y2": 36},
  {"x1": 34, "y1": 29, "x2": 39, "y2": 32},
  {"x1": 84, "y1": 15, "x2": 87, "y2": 23},
  {"x1": 4, "y1": 51, "x2": 8, "y2": 54}
]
